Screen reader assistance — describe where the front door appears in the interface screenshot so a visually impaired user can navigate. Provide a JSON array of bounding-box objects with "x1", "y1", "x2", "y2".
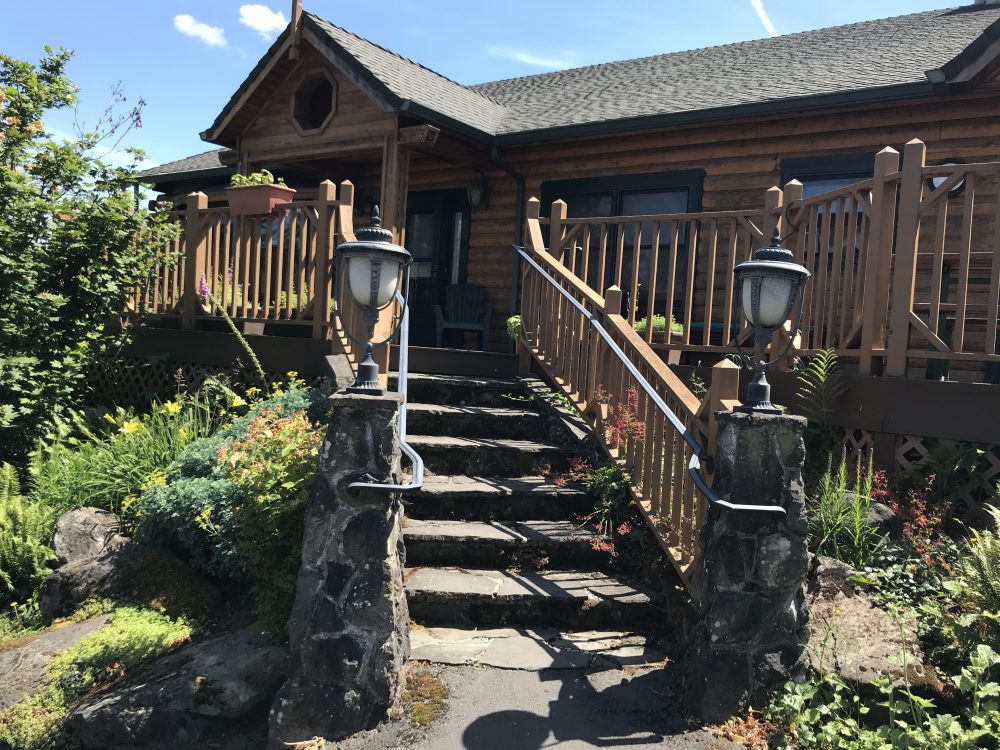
[{"x1": 404, "y1": 189, "x2": 470, "y2": 346}]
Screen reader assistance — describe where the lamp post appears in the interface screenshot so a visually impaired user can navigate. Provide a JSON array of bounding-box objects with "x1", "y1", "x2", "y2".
[
  {"x1": 335, "y1": 206, "x2": 412, "y2": 395},
  {"x1": 732, "y1": 229, "x2": 810, "y2": 413}
]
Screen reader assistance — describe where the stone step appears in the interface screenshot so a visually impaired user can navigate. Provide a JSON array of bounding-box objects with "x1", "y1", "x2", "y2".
[
  {"x1": 394, "y1": 373, "x2": 528, "y2": 408},
  {"x1": 407, "y1": 435, "x2": 578, "y2": 477},
  {"x1": 405, "y1": 403, "x2": 544, "y2": 440},
  {"x1": 405, "y1": 567, "x2": 663, "y2": 630},
  {"x1": 404, "y1": 519, "x2": 609, "y2": 569},
  {"x1": 404, "y1": 476, "x2": 592, "y2": 522},
  {"x1": 409, "y1": 625, "x2": 667, "y2": 671}
]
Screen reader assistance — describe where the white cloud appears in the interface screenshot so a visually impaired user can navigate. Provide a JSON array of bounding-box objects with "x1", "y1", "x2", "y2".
[
  {"x1": 173, "y1": 14, "x2": 228, "y2": 47},
  {"x1": 239, "y1": 4, "x2": 288, "y2": 39},
  {"x1": 749, "y1": 0, "x2": 779, "y2": 37},
  {"x1": 486, "y1": 45, "x2": 577, "y2": 70}
]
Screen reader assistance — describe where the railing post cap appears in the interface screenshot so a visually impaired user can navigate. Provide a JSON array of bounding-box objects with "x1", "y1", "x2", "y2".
[
  {"x1": 877, "y1": 145, "x2": 900, "y2": 156},
  {"x1": 905, "y1": 138, "x2": 925, "y2": 147}
]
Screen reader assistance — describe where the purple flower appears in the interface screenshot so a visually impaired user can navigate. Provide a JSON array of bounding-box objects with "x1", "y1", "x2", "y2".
[{"x1": 198, "y1": 275, "x2": 210, "y2": 302}]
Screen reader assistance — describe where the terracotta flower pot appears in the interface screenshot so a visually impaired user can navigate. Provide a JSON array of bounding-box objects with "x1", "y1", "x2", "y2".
[{"x1": 225, "y1": 184, "x2": 297, "y2": 216}]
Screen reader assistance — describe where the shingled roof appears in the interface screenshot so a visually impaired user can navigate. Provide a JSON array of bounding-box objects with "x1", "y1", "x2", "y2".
[
  {"x1": 296, "y1": 4, "x2": 1000, "y2": 142},
  {"x1": 472, "y1": 5, "x2": 1000, "y2": 138},
  {"x1": 140, "y1": 149, "x2": 232, "y2": 180},
  {"x1": 150, "y1": 4, "x2": 1000, "y2": 178}
]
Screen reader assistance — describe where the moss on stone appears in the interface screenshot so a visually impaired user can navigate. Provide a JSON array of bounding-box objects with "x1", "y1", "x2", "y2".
[{"x1": 403, "y1": 669, "x2": 447, "y2": 728}]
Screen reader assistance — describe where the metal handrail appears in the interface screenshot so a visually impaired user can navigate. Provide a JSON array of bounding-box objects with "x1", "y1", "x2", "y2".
[
  {"x1": 347, "y1": 289, "x2": 424, "y2": 494},
  {"x1": 514, "y1": 245, "x2": 786, "y2": 516}
]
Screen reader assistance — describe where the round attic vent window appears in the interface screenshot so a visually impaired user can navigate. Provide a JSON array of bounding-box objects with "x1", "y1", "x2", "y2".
[{"x1": 292, "y1": 71, "x2": 337, "y2": 133}]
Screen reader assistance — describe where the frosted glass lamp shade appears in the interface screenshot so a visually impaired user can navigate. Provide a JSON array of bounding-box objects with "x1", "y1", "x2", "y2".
[
  {"x1": 741, "y1": 275, "x2": 795, "y2": 329},
  {"x1": 346, "y1": 254, "x2": 403, "y2": 309}
]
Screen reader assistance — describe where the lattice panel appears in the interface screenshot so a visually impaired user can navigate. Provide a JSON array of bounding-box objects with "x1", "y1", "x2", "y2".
[
  {"x1": 85, "y1": 356, "x2": 301, "y2": 408},
  {"x1": 894, "y1": 434, "x2": 1000, "y2": 525},
  {"x1": 841, "y1": 428, "x2": 874, "y2": 460}
]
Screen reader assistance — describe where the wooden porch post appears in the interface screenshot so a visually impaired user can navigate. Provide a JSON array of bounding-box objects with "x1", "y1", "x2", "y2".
[
  {"x1": 182, "y1": 192, "x2": 208, "y2": 330},
  {"x1": 885, "y1": 140, "x2": 926, "y2": 377},
  {"x1": 549, "y1": 199, "x2": 567, "y2": 258},
  {"x1": 313, "y1": 180, "x2": 336, "y2": 341},
  {"x1": 375, "y1": 128, "x2": 410, "y2": 382},
  {"x1": 858, "y1": 147, "x2": 901, "y2": 375}
]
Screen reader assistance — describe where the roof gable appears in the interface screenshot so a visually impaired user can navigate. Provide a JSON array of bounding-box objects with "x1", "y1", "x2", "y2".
[{"x1": 200, "y1": 4, "x2": 1000, "y2": 149}]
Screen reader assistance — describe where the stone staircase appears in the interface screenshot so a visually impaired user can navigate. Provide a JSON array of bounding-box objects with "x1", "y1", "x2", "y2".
[{"x1": 398, "y1": 374, "x2": 667, "y2": 641}]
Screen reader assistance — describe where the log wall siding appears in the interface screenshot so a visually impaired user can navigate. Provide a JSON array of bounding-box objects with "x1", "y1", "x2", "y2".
[
  {"x1": 240, "y1": 45, "x2": 394, "y2": 162},
  {"x1": 219, "y1": 37, "x2": 1000, "y2": 355},
  {"x1": 399, "y1": 86, "x2": 1000, "y2": 351}
]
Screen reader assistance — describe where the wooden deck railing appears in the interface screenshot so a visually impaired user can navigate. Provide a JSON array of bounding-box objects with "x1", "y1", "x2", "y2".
[
  {"x1": 538, "y1": 139, "x2": 1000, "y2": 382},
  {"x1": 519, "y1": 200, "x2": 741, "y2": 580},
  {"x1": 133, "y1": 179, "x2": 374, "y2": 369}
]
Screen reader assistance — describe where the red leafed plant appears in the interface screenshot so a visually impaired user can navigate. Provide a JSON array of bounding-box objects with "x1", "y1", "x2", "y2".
[{"x1": 594, "y1": 385, "x2": 645, "y2": 449}]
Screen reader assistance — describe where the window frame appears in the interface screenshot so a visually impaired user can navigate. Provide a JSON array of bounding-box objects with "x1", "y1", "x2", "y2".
[
  {"x1": 540, "y1": 169, "x2": 705, "y2": 217},
  {"x1": 779, "y1": 153, "x2": 876, "y2": 195}
]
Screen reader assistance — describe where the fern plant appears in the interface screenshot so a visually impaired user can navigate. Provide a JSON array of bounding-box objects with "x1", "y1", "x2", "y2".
[
  {"x1": 963, "y1": 503, "x2": 1000, "y2": 617},
  {"x1": 0, "y1": 463, "x2": 56, "y2": 605},
  {"x1": 796, "y1": 347, "x2": 846, "y2": 469}
]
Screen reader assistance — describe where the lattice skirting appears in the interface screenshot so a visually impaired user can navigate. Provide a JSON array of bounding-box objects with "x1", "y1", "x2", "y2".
[
  {"x1": 85, "y1": 356, "x2": 303, "y2": 408},
  {"x1": 835, "y1": 428, "x2": 999, "y2": 524},
  {"x1": 894, "y1": 435, "x2": 1000, "y2": 525}
]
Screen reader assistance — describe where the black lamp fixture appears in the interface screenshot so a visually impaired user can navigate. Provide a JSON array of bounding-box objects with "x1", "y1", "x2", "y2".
[
  {"x1": 467, "y1": 169, "x2": 489, "y2": 210},
  {"x1": 732, "y1": 228, "x2": 811, "y2": 413},
  {"x1": 335, "y1": 205, "x2": 412, "y2": 395}
]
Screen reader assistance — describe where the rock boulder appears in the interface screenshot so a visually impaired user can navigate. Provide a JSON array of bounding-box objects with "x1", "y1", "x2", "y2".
[
  {"x1": 65, "y1": 628, "x2": 286, "y2": 749},
  {"x1": 52, "y1": 507, "x2": 127, "y2": 565}
]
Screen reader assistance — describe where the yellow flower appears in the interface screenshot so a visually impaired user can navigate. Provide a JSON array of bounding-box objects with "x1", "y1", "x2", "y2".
[
  {"x1": 119, "y1": 419, "x2": 143, "y2": 435},
  {"x1": 103, "y1": 413, "x2": 117, "y2": 425},
  {"x1": 245, "y1": 387, "x2": 261, "y2": 400},
  {"x1": 229, "y1": 395, "x2": 248, "y2": 408},
  {"x1": 161, "y1": 401, "x2": 182, "y2": 416},
  {"x1": 179, "y1": 427, "x2": 188, "y2": 441}
]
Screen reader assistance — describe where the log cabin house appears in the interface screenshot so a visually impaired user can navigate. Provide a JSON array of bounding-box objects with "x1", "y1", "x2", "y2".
[
  {"x1": 142, "y1": 1, "x2": 1000, "y2": 349},
  {"x1": 130, "y1": 1, "x2": 1000, "y2": 510}
]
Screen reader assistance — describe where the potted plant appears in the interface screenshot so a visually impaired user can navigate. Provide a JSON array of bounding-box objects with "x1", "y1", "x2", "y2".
[{"x1": 225, "y1": 169, "x2": 296, "y2": 216}]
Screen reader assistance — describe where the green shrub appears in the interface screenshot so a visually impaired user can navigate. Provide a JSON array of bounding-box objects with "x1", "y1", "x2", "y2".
[
  {"x1": 136, "y1": 477, "x2": 243, "y2": 579},
  {"x1": 0, "y1": 606, "x2": 191, "y2": 749},
  {"x1": 217, "y1": 408, "x2": 323, "y2": 629},
  {"x1": 0, "y1": 49, "x2": 177, "y2": 470},
  {"x1": 506, "y1": 315, "x2": 522, "y2": 340},
  {"x1": 137, "y1": 385, "x2": 329, "y2": 637},
  {"x1": 229, "y1": 168, "x2": 284, "y2": 187},
  {"x1": 633, "y1": 314, "x2": 683, "y2": 335},
  {"x1": 28, "y1": 393, "x2": 222, "y2": 521},
  {"x1": 767, "y1": 644, "x2": 1000, "y2": 750},
  {"x1": 0, "y1": 463, "x2": 55, "y2": 607},
  {"x1": 809, "y1": 453, "x2": 884, "y2": 568}
]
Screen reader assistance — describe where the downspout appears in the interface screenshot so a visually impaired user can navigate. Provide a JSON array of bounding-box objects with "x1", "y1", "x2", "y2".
[{"x1": 489, "y1": 146, "x2": 525, "y2": 353}]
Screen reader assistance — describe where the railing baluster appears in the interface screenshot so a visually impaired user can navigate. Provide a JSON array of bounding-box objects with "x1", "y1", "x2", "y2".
[
  {"x1": 683, "y1": 221, "x2": 698, "y2": 345},
  {"x1": 644, "y1": 222, "x2": 661, "y2": 344},
  {"x1": 702, "y1": 220, "x2": 718, "y2": 346},
  {"x1": 954, "y1": 173, "x2": 975, "y2": 352}
]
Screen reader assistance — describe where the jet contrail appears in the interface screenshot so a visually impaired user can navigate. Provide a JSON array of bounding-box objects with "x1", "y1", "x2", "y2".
[{"x1": 749, "y1": 0, "x2": 779, "y2": 37}]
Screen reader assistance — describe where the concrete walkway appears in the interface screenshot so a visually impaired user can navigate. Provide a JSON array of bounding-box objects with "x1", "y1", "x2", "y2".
[{"x1": 336, "y1": 627, "x2": 738, "y2": 750}]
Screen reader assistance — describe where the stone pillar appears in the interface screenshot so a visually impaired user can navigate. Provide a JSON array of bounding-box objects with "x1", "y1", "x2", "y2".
[
  {"x1": 269, "y1": 392, "x2": 409, "y2": 746},
  {"x1": 685, "y1": 411, "x2": 809, "y2": 723}
]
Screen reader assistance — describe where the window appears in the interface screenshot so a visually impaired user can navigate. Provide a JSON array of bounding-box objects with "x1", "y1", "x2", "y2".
[
  {"x1": 540, "y1": 170, "x2": 704, "y2": 312},
  {"x1": 780, "y1": 153, "x2": 875, "y2": 198},
  {"x1": 291, "y1": 71, "x2": 337, "y2": 134}
]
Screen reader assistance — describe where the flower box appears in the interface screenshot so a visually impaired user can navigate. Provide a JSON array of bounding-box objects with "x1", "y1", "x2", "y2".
[{"x1": 225, "y1": 183, "x2": 297, "y2": 216}]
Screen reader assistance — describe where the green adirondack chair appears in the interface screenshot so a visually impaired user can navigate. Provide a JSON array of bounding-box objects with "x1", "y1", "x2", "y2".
[{"x1": 433, "y1": 284, "x2": 493, "y2": 350}]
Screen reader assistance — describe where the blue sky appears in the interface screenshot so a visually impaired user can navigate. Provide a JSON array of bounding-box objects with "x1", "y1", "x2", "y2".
[{"x1": 1, "y1": 0, "x2": 954, "y2": 168}]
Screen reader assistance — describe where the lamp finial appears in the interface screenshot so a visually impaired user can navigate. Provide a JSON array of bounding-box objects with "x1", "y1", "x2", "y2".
[{"x1": 371, "y1": 204, "x2": 381, "y2": 227}]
